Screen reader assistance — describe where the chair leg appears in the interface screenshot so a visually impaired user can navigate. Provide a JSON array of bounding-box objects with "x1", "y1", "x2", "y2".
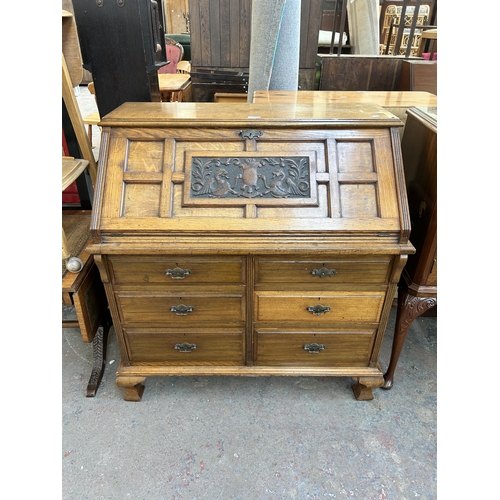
[
  {"x1": 88, "y1": 124, "x2": 93, "y2": 148},
  {"x1": 86, "y1": 311, "x2": 111, "y2": 397}
]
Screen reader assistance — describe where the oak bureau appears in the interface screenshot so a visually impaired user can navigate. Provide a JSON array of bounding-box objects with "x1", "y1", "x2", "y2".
[{"x1": 88, "y1": 102, "x2": 414, "y2": 401}]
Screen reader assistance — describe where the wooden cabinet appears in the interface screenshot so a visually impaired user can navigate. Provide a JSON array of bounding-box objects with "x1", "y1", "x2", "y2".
[
  {"x1": 88, "y1": 101, "x2": 414, "y2": 401},
  {"x1": 72, "y1": 0, "x2": 168, "y2": 117},
  {"x1": 188, "y1": 0, "x2": 323, "y2": 99},
  {"x1": 163, "y1": 0, "x2": 189, "y2": 34},
  {"x1": 383, "y1": 106, "x2": 437, "y2": 389}
]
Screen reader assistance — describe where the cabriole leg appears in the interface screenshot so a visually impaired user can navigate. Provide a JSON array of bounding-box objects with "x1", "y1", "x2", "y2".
[{"x1": 382, "y1": 290, "x2": 436, "y2": 390}]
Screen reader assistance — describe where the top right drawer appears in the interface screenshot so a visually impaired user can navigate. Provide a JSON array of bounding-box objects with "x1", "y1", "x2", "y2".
[{"x1": 255, "y1": 256, "x2": 392, "y2": 285}]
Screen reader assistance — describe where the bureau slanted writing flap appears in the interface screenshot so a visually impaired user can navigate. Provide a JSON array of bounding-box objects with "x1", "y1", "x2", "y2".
[{"x1": 92, "y1": 103, "x2": 409, "y2": 242}]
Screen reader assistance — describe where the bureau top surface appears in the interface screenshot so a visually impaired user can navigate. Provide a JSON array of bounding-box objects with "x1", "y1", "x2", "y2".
[{"x1": 99, "y1": 102, "x2": 402, "y2": 128}]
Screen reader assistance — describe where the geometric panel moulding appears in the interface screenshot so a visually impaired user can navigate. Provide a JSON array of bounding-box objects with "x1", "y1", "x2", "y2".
[{"x1": 125, "y1": 140, "x2": 164, "y2": 172}]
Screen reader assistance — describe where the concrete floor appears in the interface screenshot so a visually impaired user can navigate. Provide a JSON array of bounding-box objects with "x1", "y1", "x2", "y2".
[
  {"x1": 62, "y1": 306, "x2": 437, "y2": 500},
  {"x1": 62, "y1": 87, "x2": 438, "y2": 499}
]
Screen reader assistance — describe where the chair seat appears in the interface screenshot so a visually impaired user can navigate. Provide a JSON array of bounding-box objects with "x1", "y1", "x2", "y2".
[
  {"x1": 83, "y1": 111, "x2": 100, "y2": 126},
  {"x1": 62, "y1": 157, "x2": 90, "y2": 191}
]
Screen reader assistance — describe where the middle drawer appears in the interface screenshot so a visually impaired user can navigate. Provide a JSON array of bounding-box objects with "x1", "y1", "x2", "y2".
[
  {"x1": 116, "y1": 289, "x2": 245, "y2": 325},
  {"x1": 254, "y1": 290, "x2": 385, "y2": 323}
]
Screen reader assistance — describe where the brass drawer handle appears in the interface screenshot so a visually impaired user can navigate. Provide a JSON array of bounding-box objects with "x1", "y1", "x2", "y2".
[
  {"x1": 165, "y1": 266, "x2": 191, "y2": 279},
  {"x1": 174, "y1": 342, "x2": 197, "y2": 353},
  {"x1": 307, "y1": 305, "x2": 330, "y2": 316},
  {"x1": 170, "y1": 304, "x2": 194, "y2": 316},
  {"x1": 303, "y1": 343, "x2": 325, "y2": 354},
  {"x1": 311, "y1": 266, "x2": 337, "y2": 278}
]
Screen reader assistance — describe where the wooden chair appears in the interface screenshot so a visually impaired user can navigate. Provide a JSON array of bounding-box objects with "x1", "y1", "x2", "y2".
[
  {"x1": 176, "y1": 60, "x2": 191, "y2": 74},
  {"x1": 380, "y1": 4, "x2": 431, "y2": 57},
  {"x1": 62, "y1": 48, "x2": 109, "y2": 397},
  {"x1": 82, "y1": 82, "x2": 100, "y2": 149},
  {"x1": 62, "y1": 157, "x2": 111, "y2": 397},
  {"x1": 62, "y1": 157, "x2": 90, "y2": 273},
  {"x1": 158, "y1": 37, "x2": 184, "y2": 74}
]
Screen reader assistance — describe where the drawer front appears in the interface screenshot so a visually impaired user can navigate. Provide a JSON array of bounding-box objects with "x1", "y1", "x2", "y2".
[
  {"x1": 125, "y1": 328, "x2": 244, "y2": 363},
  {"x1": 116, "y1": 291, "x2": 245, "y2": 325},
  {"x1": 108, "y1": 256, "x2": 245, "y2": 285},
  {"x1": 255, "y1": 291, "x2": 385, "y2": 323},
  {"x1": 255, "y1": 257, "x2": 391, "y2": 285},
  {"x1": 255, "y1": 329, "x2": 376, "y2": 366}
]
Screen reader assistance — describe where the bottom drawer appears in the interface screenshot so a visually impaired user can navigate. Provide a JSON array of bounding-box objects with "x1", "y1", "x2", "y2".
[
  {"x1": 124, "y1": 328, "x2": 244, "y2": 364},
  {"x1": 255, "y1": 328, "x2": 376, "y2": 367}
]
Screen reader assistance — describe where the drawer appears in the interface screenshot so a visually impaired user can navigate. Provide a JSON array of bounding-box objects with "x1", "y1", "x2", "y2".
[
  {"x1": 255, "y1": 328, "x2": 376, "y2": 366},
  {"x1": 255, "y1": 291, "x2": 385, "y2": 323},
  {"x1": 116, "y1": 290, "x2": 245, "y2": 325},
  {"x1": 255, "y1": 256, "x2": 391, "y2": 284},
  {"x1": 108, "y1": 256, "x2": 245, "y2": 285},
  {"x1": 125, "y1": 328, "x2": 244, "y2": 363}
]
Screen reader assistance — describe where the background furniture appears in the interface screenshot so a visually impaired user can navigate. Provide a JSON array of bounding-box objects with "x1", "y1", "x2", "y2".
[
  {"x1": 417, "y1": 28, "x2": 437, "y2": 59},
  {"x1": 319, "y1": 54, "x2": 422, "y2": 91},
  {"x1": 158, "y1": 73, "x2": 191, "y2": 101},
  {"x1": 251, "y1": 90, "x2": 437, "y2": 137},
  {"x1": 163, "y1": 0, "x2": 190, "y2": 34},
  {"x1": 397, "y1": 59, "x2": 437, "y2": 94},
  {"x1": 62, "y1": 36, "x2": 109, "y2": 396},
  {"x1": 188, "y1": 0, "x2": 323, "y2": 100},
  {"x1": 380, "y1": 3, "x2": 432, "y2": 56},
  {"x1": 62, "y1": 158, "x2": 91, "y2": 273},
  {"x1": 87, "y1": 101, "x2": 413, "y2": 402},
  {"x1": 62, "y1": 209, "x2": 110, "y2": 397},
  {"x1": 382, "y1": 106, "x2": 437, "y2": 389},
  {"x1": 164, "y1": 33, "x2": 191, "y2": 61},
  {"x1": 82, "y1": 81, "x2": 100, "y2": 149},
  {"x1": 72, "y1": 0, "x2": 168, "y2": 117},
  {"x1": 318, "y1": 0, "x2": 350, "y2": 54},
  {"x1": 62, "y1": 7, "x2": 95, "y2": 208},
  {"x1": 158, "y1": 37, "x2": 184, "y2": 74}
]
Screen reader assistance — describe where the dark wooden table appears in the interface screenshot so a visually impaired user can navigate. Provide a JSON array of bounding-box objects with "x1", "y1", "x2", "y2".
[{"x1": 382, "y1": 106, "x2": 437, "y2": 389}]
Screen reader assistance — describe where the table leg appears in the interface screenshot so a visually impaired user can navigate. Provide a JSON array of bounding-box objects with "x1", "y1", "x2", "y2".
[
  {"x1": 382, "y1": 289, "x2": 436, "y2": 390},
  {"x1": 86, "y1": 312, "x2": 111, "y2": 397}
]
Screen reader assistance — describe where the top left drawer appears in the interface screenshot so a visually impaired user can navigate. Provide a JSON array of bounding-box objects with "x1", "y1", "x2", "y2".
[{"x1": 107, "y1": 256, "x2": 246, "y2": 285}]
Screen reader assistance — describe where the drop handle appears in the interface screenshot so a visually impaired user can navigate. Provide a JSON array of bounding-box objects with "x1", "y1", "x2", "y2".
[
  {"x1": 165, "y1": 266, "x2": 191, "y2": 279},
  {"x1": 303, "y1": 343, "x2": 325, "y2": 354},
  {"x1": 306, "y1": 305, "x2": 330, "y2": 316},
  {"x1": 174, "y1": 342, "x2": 197, "y2": 353},
  {"x1": 311, "y1": 266, "x2": 337, "y2": 278},
  {"x1": 170, "y1": 304, "x2": 194, "y2": 316}
]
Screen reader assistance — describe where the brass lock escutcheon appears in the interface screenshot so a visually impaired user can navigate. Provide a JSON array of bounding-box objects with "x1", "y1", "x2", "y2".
[
  {"x1": 303, "y1": 343, "x2": 325, "y2": 354},
  {"x1": 170, "y1": 304, "x2": 194, "y2": 316},
  {"x1": 165, "y1": 266, "x2": 191, "y2": 279},
  {"x1": 311, "y1": 266, "x2": 337, "y2": 278},
  {"x1": 306, "y1": 304, "x2": 331, "y2": 316},
  {"x1": 238, "y1": 129, "x2": 263, "y2": 140},
  {"x1": 174, "y1": 342, "x2": 197, "y2": 353}
]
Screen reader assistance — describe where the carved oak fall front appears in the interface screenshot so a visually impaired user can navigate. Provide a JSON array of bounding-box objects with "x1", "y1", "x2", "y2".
[
  {"x1": 190, "y1": 155, "x2": 311, "y2": 199},
  {"x1": 88, "y1": 102, "x2": 414, "y2": 401}
]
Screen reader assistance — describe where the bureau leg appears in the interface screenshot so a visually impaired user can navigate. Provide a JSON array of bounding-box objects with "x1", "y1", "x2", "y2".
[
  {"x1": 117, "y1": 376, "x2": 146, "y2": 401},
  {"x1": 352, "y1": 376, "x2": 384, "y2": 401},
  {"x1": 382, "y1": 291, "x2": 437, "y2": 390},
  {"x1": 86, "y1": 313, "x2": 111, "y2": 397}
]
